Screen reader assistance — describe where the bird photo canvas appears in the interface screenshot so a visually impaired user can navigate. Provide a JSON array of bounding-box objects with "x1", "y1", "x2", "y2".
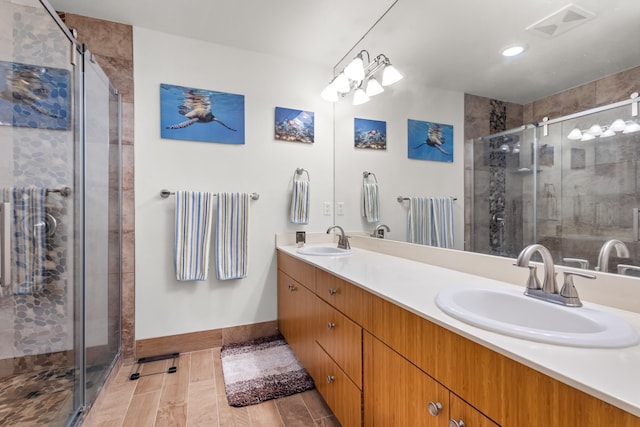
[
  {"x1": 160, "y1": 83, "x2": 245, "y2": 144},
  {"x1": 407, "y1": 119, "x2": 453, "y2": 162}
]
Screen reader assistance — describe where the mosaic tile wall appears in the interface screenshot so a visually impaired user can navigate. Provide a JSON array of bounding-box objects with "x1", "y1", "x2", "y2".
[{"x1": 0, "y1": 2, "x2": 75, "y2": 371}]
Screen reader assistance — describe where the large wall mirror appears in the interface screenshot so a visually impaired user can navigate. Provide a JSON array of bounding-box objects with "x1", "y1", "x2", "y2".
[{"x1": 331, "y1": 0, "x2": 640, "y2": 275}]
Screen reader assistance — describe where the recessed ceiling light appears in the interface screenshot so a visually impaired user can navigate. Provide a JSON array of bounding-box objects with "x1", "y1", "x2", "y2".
[{"x1": 502, "y1": 44, "x2": 527, "y2": 57}]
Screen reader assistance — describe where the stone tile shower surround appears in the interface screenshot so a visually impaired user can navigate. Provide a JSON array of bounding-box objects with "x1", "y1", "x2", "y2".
[
  {"x1": 58, "y1": 13, "x2": 136, "y2": 360},
  {"x1": 0, "y1": 2, "x2": 74, "y2": 375},
  {"x1": 464, "y1": 65, "x2": 640, "y2": 255}
]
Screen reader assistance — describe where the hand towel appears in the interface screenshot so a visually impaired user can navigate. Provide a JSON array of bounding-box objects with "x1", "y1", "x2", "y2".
[
  {"x1": 174, "y1": 191, "x2": 214, "y2": 281},
  {"x1": 431, "y1": 197, "x2": 454, "y2": 248},
  {"x1": 407, "y1": 197, "x2": 431, "y2": 245},
  {"x1": 361, "y1": 182, "x2": 380, "y2": 223},
  {"x1": 1, "y1": 187, "x2": 46, "y2": 295},
  {"x1": 290, "y1": 179, "x2": 309, "y2": 224},
  {"x1": 216, "y1": 192, "x2": 250, "y2": 280}
]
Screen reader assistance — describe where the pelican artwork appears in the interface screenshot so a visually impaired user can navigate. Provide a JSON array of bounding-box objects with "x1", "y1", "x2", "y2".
[
  {"x1": 166, "y1": 89, "x2": 237, "y2": 131},
  {"x1": 413, "y1": 124, "x2": 451, "y2": 156}
]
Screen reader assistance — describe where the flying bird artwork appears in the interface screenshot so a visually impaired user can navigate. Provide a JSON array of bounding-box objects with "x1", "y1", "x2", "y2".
[{"x1": 160, "y1": 83, "x2": 245, "y2": 144}]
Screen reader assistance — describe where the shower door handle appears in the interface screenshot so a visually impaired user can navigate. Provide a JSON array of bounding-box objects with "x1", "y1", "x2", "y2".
[
  {"x1": 0, "y1": 202, "x2": 10, "y2": 288},
  {"x1": 633, "y1": 208, "x2": 639, "y2": 242}
]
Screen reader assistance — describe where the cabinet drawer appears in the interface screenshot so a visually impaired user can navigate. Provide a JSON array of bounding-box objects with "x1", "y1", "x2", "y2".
[
  {"x1": 312, "y1": 343, "x2": 362, "y2": 427},
  {"x1": 277, "y1": 250, "x2": 316, "y2": 292},
  {"x1": 316, "y1": 268, "x2": 372, "y2": 328},
  {"x1": 450, "y1": 393, "x2": 500, "y2": 427},
  {"x1": 316, "y1": 298, "x2": 362, "y2": 388}
]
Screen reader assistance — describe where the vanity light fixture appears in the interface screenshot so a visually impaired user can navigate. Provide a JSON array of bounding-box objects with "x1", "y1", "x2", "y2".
[
  {"x1": 567, "y1": 93, "x2": 640, "y2": 140},
  {"x1": 321, "y1": 49, "x2": 403, "y2": 105}
]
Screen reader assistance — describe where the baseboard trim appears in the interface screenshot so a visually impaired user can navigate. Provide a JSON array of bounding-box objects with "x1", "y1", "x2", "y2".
[{"x1": 135, "y1": 320, "x2": 279, "y2": 359}]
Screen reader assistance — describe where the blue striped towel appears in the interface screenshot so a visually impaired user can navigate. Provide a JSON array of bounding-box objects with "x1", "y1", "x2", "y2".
[
  {"x1": 174, "y1": 191, "x2": 214, "y2": 281},
  {"x1": 1, "y1": 187, "x2": 46, "y2": 295},
  {"x1": 216, "y1": 192, "x2": 250, "y2": 280},
  {"x1": 361, "y1": 182, "x2": 379, "y2": 223},
  {"x1": 290, "y1": 179, "x2": 309, "y2": 224},
  {"x1": 408, "y1": 197, "x2": 454, "y2": 248}
]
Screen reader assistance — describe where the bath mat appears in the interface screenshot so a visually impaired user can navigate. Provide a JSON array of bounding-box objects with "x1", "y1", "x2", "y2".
[{"x1": 220, "y1": 334, "x2": 314, "y2": 407}]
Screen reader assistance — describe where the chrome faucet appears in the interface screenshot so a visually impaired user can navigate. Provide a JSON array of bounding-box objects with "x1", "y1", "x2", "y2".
[
  {"x1": 326, "y1": 225, "x2": 350, "y2": 250},
  {"x1": 515, "y1": 243, "x2": 594, "y2": 307},
  {"x1": 595, "y1": 239, "x2": 629, "y2": 272},
  {"x1": 371, "y1": 224, "x2": 390, "y2": 238}
]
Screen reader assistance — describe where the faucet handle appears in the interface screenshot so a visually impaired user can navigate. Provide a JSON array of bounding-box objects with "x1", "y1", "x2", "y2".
[
  {"x1": 560, "y1": 271, "x2": 595, "y2": 306},
  {"x1": 525, "y1": 265, "x2": 542, "y2": 291}
]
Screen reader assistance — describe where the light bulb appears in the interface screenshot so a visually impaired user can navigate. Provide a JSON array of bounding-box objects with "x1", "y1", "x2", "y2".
[
  {"x1": 352, "y1": 88, "x2": 370, "y2": 105},
  {"x1": 365, "y1": 77, "x2": 384, "y2": 97},
  {"x1": 344, "y1": 55, "x2": 365, "y2": 82},
  {"x1": 623, "y1": 121, "x2": 640, "y2": 134},
  {"x1": 586, "y1": 124, "x2": 603, "y2": 136},
  {"x1": 567, "y1": 128, "x2": 583, "y2": 140},
  {"x1": 609, "y1": 118, "x2": 627, "y2": 132},
  {"x1": 320, "y1": 84, "x2": 338, "y2": 102},
  {"x1": 333, "y1": 73, "x2": 351, "y2": 93},
  {"x1": 381, "y1": 64, "x2": 403, "y2": 86}
]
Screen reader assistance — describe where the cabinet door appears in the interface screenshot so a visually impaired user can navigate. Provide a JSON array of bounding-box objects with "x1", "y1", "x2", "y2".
[
  {"x1": 364, "y1": 332, "x2": 449, "y2": 427},
  {"x1": 449, "y1": 393, "x2": 500, "y2": 427},
  {"x1": 277, "y1": 271, "x2": 316, "y2": 368},
  {"x1": 314, "y1": 342, "x2": 362, "y2": 427},
  {"x1": 316, "y1": 298, "x2": 362, "y2": 387}
]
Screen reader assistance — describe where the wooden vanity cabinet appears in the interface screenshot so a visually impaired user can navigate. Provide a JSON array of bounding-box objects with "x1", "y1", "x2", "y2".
[
  {"x1": 364, "y1": 332, "x2": 498, "y2": 427},
  {"x1": 277, "y1": 250, "x2": 640, "y2": 427}
]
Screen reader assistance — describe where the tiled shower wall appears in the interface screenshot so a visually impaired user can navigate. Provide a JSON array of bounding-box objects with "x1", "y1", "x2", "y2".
[
  {"x1": 464, "y1": 65, "x2": 640, "y2": 255},
  {"x1": 0, "y1": 1, "x2": 74, "y2": 375},
  {"x1": 58, "y1": 13, "x2": 136, "y2": 359}
]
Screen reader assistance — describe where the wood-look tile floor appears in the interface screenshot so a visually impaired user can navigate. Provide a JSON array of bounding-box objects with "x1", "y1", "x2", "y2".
[{"x1": 81, "y1": 347, "x2": 340, "y2": 427}]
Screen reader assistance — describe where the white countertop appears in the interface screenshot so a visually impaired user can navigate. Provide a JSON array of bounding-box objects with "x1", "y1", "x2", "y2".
[{"x1": 277, "y1": 243, "x2": 640, "y2": 417}]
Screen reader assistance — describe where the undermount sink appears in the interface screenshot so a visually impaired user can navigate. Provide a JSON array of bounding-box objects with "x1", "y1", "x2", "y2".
[
  {"x1": 435, "y1": 286, "x2": 640, "y2": 348},
  {"x1": 296, "y1": 245, "x2": 354, "y2": 256}
]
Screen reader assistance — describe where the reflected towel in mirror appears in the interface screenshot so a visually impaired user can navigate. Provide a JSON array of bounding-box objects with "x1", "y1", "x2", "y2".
[
  {"x1": 361, "y1": 182, "x2": 379, "y2": 223},
  {"x1": 290, "y1": 180, "x2": 309, "y2": 224}
]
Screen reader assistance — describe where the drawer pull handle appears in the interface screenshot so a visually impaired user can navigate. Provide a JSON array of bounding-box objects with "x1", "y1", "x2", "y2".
[
  {"x1": 328, "y1": 288, "x2": 337, "y2": 296},
  {"x1": 327, "y1": 322, "x2": 335, "y2": 330},
  {"x1": 288, "y1": 284, "x2": 296, "y2": 292},
  {"x1": 449, "y1": 420, "x2": 465, "y2": 427},
  {"x1": 326, "y1": 375, "x2": 335, "y2": 384},
  {"x1": 428, "y1": 401, "x2": 442, "y2": 416}
]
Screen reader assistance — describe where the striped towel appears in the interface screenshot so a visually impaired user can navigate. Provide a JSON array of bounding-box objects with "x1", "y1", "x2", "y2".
[
  {"x1": 408, "y1": 197, "x2": 454, "y2": 248},
  {"x1": 361, "y1": 182, "x2": 379, "y2": 223},
  {"x1": 174, "y1": 191, "x2": 214, "y2": 281},
  {"x1": 290, "y1": 179, "x2": 309, "y2": 224},
  {"x1": 432, "y1": 197, "x2": 454, "y2": 248},
  {"x1": 1, "y1": 187, "x2": 47, "y2": 295},
  {"x1": 216, "y1": 192, "x2": 250, "y2": 281}
]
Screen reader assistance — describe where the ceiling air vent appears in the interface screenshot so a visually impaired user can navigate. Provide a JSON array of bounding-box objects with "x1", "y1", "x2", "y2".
[{"x1": 526, "y1": 3, "x2": 596, "y2": 38}]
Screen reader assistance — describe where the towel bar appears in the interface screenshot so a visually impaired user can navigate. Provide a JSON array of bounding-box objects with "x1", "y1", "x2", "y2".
[
  {"x1": 294, "y1": 168, "x2": 310, "y2": 181},
  {"x1": 363, "y1": 171, "x2": 378, "y2": 183},
  {"x1": 397, "y1": 196, "x2": 457, "y2": 202},
  {"x1": 46, "y1": 187, "x2": 72, "y2": 197},
  {"x1": 160, "y1": 189, "x2": 259, "y2": 200}
]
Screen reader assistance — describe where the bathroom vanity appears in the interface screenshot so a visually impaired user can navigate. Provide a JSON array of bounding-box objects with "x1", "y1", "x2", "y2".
[{"x1": 276, "y1": 240, "x2": 640, "y2": 427}]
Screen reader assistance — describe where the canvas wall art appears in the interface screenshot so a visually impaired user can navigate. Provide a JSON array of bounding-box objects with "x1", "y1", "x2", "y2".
[
  {"x1": 354, "y1": 118, "x2": 386, "y2": 149},
  {"x1": 0, "y1": 61, "x2": 70, "y2": 130},
  {"x1": 160, "y1": 83, "x2": 245, "y2": 144},
  {"x1": 275, "y1": 107, "x2": 314, "y2": 143},
  {"x1": 408, "y1": 119, "x2": 454, "y2": 162}
]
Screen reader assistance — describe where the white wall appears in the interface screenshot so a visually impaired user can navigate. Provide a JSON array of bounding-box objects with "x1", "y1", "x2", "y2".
[
  {"x1": 334, "y1": 75, "x2": 465, "y2": 248},
  {"x1": 134, "y1": 27, "x2": 334, "y2": 340}
]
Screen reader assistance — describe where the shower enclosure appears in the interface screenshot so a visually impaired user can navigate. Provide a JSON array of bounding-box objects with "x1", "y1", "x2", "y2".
[
  {"x1": 471, "y1": 96, "x2": 640, "y2": 274},
  {"x1": 0, "y1": 1, "x2": 121, "y2": 426}
]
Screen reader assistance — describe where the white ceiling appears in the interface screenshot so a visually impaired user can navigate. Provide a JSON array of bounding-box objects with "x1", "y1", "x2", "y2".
[{"x1": 48, "y1": 0, "x2": 640, "y2": 104}]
